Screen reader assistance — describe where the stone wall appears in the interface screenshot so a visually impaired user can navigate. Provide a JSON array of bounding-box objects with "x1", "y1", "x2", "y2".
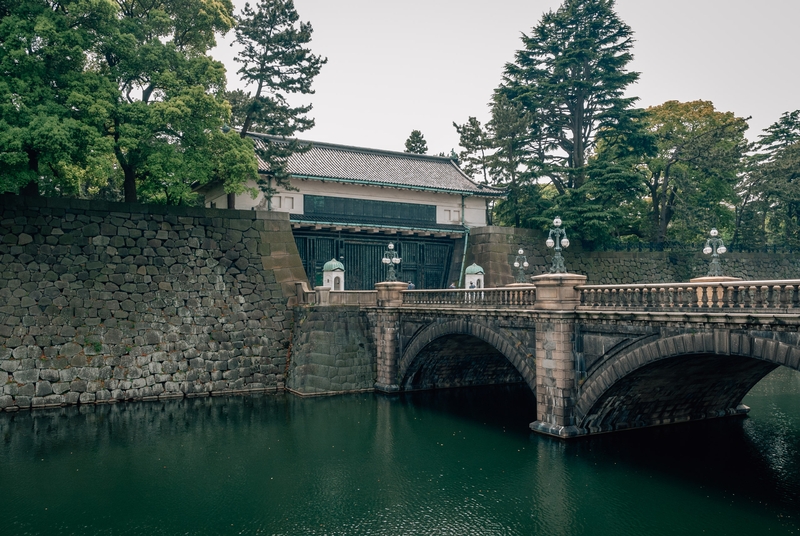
[
  {"x1": 286, "y1": 305, "x2": 376, "y2": 395},
  {"x1": 0, "y1": 194, "x2": 307, "y2": 412},
  {"x1": 467, "y1": 226, "x2": 800, "y2": 286}
]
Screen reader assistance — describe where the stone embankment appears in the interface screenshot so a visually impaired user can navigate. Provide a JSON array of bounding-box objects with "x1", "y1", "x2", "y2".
[
  {"x1": 286, "y1": 305, "x2": 376, "y2": 395},
  {"x1": 0, "y1": 195, "x2": 306, "y2": 412}
]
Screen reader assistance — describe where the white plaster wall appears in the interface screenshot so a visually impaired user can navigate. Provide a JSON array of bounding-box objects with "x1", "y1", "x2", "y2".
[{"x1": 203, "y1": 178, "x2": 493, "y2": 227}]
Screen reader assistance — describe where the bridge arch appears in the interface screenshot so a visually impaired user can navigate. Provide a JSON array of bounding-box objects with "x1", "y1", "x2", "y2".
[
  {"x1": 576, "y1": 332, "x2": 800, "y2": 433},
  {"x1": 397, "y1": 319, "x2": 536, "y2": 393}
]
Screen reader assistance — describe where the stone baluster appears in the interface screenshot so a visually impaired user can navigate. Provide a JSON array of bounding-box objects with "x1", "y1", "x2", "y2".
[
  {"x1": 778, "y1": 285, "x2": 785, "y2": 308},
  {"x1": 721, "y1": 285, "x2": 732, "y2": 308},
  {"x1": 689, "y1": 286, "x2": 699, "y2": 308}
]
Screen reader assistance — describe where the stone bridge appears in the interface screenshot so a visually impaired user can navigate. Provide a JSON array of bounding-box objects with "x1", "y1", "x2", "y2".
[{"x1": 304, "y1": 275, "x2": 800, "y2": 438}]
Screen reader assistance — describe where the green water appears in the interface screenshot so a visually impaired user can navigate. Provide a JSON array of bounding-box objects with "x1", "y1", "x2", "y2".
[{"x1": 1, "y1": 368, "x2": 799, "y2": 536}]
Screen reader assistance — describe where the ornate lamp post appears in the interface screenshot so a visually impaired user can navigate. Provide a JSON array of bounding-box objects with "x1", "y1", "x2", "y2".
[
  {"x1": 512, "y1": 248, "x2": 530, "y2": 284},
  {"x1": 545, "y1": 217, "x2": 570, "y2": 274},
  {"x1": 703, "y1": 228, "x2": 727, "y2": 277},
  {"x1": 381, "y1": 242, "x2": 402, "y2": 281}
]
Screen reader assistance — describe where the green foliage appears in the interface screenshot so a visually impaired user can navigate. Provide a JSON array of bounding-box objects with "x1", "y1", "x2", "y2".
[
  {"x1": 0, "y1": 0, "x2": 261, "y2": 205},
  {"x1": 486, "y1": 94, "x2": 537, "y2": 228},
  {"x1": 489, "y1": 0, "x2": 643, "y2": 242},
  {"x1": 453, "y1": 117, "x2": 489, "y2": 183},
  {"x1": 229, "y1": 0, "x2": 326, "y2": 204},
  {"x1": 0, "y1": 0, "x2": 118, "y2": 197},
  {"x1": 735, "y1": 111, "x2": 800, "y2": 247},
  {"x1": 404, "y1": 130, "x2": 428, "y2": 154},
  {"x1": 499, "y1": 0, "x2": 639, "y2": 192},
  {"x1": 100, "y1": 0, "x2": 256, "y2": 204},
  {"x1": 642, "y1": 100, "x2": 748, "y2": 244}
]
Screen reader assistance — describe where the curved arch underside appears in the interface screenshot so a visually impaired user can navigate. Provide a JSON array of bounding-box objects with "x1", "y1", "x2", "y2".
[
  {"x1": 580, "y1": 354, "x2": 779, "y2": 434},
  {"x1": 401, "y1": 334, "x2": 526, "y2": 392}
]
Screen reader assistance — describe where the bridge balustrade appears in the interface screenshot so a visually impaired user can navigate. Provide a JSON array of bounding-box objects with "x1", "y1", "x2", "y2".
[
  {"x1": 402, "y1": 287, "x2": 537, "y2": 308},
  {"x1": 328, "y1": 291, "x2": 378, "y2": 306},
  {"x1": 577, "y1": 279, "x2": 800, "y2": 310}
]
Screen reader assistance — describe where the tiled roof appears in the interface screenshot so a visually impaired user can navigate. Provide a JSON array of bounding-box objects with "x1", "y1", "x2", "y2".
[{"x1": 250, "y1": 134, "x2": 505, "y2": 197}]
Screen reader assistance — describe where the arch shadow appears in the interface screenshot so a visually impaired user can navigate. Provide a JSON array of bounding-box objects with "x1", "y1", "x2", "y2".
[
  {"x1": 397, "y1": 319, "x2": 536, "y2": 394},
  {"x1": 576, "y1": 332, "x2": 800, "y2": 434}
]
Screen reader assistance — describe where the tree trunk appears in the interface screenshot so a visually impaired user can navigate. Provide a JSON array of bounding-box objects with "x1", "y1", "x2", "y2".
[
  {"x1": 123, "y1": 164, "x2": 137, "y2": 203},
  {"x1": 22, "y1": 149, "x2": 40, "y2": 196},
  {"x1": 227, "y1": 192, "x2": 236, "y2": 210},
  {"x1": 20, "y1": 181, "x2": 39, "y2": 196}
]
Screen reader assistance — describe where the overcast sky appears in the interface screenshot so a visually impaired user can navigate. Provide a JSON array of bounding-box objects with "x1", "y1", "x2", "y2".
[{"x1": 211, "y1": 0, "x2": 800, "y2": 154}]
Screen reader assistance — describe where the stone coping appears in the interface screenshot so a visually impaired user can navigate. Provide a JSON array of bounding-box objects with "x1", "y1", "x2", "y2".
[{"x1": 0, "y1": 193, "x2": 289, "y2": 221}]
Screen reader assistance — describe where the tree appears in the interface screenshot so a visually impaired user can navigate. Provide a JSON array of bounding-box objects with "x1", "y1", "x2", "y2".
[
  {"x1": 486, "y1": 94, "x2": 539, "y2": 228},
  {"x1": 404, "y1": 130, "x2": 428, "y2": 154},
  {"x1": 453, "y1": 117, "x2": 490, "y2": 183},
  {"x1": 229, "y1": 0, "x2": 326, "y2": 208},
  {"x1": 99, "y1": 0, "x2": 257, "y2": 204},
  {"x1": 735, "y1": 110, "x2": 800, "y2": 247},
  {"x1": 642, "y1": 100, "x2": 748, "y2": 244},
  {"x1": 499, "y1": 0, "x2": 639, "y2": 194},
  {"x1": 558, "y1": 107, "x2": 656, "y2": 245},
  {"x1": 0, "y1": 0, "x2": 118, "y2": 197}
]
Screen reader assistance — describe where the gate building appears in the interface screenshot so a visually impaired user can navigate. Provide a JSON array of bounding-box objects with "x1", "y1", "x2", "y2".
[{"x1": 200, "y1": 134, "x2": 504, "y2": 289}]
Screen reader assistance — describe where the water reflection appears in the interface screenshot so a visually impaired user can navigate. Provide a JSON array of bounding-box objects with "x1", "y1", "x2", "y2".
[{"x1": 0, "y1": 369, "x2": 798, "y2": 535}]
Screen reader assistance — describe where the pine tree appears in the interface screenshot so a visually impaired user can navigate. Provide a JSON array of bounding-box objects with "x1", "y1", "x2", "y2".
[
  {"x1": 230, "y1": 0, "x2": 327, "y2": 208},
  {"x1": 404, "y1": 130, "x2": 428, "y2": 154},
  {"x1": 499, "y1": 0, "x2": 639, "y2": 193},
  {"x1": 453, "y1": 117, "x2": 490, "y2": 183}
]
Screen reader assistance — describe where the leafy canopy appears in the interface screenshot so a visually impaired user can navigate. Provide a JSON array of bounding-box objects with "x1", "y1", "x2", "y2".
[
  {"x1": 0, "y1": 0, "x2": 118, "y2": 197},
  {"x1": 101, "y1": 0, "x2": 258, "y2": 204}
]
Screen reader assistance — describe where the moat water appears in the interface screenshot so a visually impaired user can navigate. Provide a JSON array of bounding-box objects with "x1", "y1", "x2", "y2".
[{"x1": 1, "y1": 368, "x2": 799, "y2": 536}]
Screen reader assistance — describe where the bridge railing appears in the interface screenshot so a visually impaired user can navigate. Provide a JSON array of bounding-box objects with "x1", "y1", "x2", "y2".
[
  {"x1": 328, "y1": 291, "x2": 378, "y2": 306},
  {"x1": 402, "y1": 287, "x2": 537, "y2": 308},
  {"x1": 577, "y1": 279, "x2": 800, "y2": 310}
]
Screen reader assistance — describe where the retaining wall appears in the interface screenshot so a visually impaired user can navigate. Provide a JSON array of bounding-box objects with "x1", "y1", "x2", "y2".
[
  {"x1": 467, "y1": 227, "x2": 800, "y2": 287},
  {"x1": 0, "y1": 194, "x2": 307, "y2": 411}
]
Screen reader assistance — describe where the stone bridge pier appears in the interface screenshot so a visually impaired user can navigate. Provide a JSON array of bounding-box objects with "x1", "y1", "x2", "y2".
[
  {"x1": 527, "y1": 274, "x2": 587, "y2": 438},
  {"x1": 373, "y1": 282, "x2": 407, "y2": 393}
]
